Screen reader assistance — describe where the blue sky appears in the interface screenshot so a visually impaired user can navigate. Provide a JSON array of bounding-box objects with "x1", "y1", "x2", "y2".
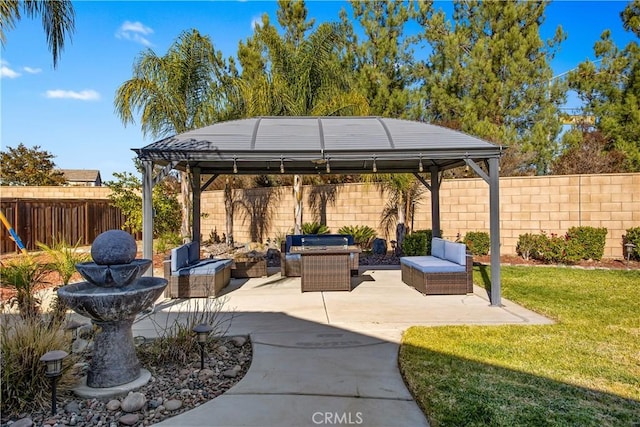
[{"x1": 1, "y1": 1, "x2": 636, "y2": 182}]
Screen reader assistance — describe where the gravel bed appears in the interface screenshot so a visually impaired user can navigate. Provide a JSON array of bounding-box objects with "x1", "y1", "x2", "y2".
[{"x1": 2, "y1": 336, "x2": 252, "y2": 427}]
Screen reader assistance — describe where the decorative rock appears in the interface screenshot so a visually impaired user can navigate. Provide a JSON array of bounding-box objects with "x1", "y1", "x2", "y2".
[
  {"x1": 198, "y1": 368, "x2": 215, "y2": 381},
  {"x1": 91, "y1": 230, "x2": 137, "y2": 265},
  {"x1": 118, "y1": 413, "x2": 139, "y2": 426},
  {"x1": 217, "y1": 345, "x2": 229, "y2": 354},
  {"x1": 106, "y1": 399, "x2": 121, "y2": 411},
  {"x1": 71, "y1": 338, "x2": 89, "y2": 354},
  {"x1": 222, "y1": 368, "x2": 238, "y2": 378},
  {"x1": 10, "y1": 418, "x2": 33, "y2": 427},
  {"x1": 121, "y1": 392, "x2": 146, "y2": 413},
  {"x1": 65, "y1": 401, "x2": 81, "y2": 414},
  {"x1": 78, "y1": 324, "x2": 94, "y2": 338},
  {"x1": 231, "y1": 336, "x2": 247, "y2": 347},
  {"x1": 164, "y1": 399, "x2": 183, "y2": 411},
  {"x1": 372, "y1": 238, "x2": 387, "y2": 255}
]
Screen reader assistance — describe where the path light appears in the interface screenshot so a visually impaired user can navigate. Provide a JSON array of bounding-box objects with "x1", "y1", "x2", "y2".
[
  {"x1": 40, "y1": 350, "x2": 68, "y2": 415},
  {"x1": 193, "y1": 323, "x2": 213, "y2": 369},
  {"x1": 625, "y1": 242, "x2": 636, "y2": 269}
]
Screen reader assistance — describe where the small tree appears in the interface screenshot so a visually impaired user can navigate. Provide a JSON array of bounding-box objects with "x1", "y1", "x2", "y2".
[
  {"x1": 106, "y1": 171, "x2": 181, "y2": 237},
  {"x1": 0, "y1": 144, "x2": 66, "y2": 186}
]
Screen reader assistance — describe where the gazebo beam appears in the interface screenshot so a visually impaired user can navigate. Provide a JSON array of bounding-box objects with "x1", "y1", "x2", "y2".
[
  {"x1": 489, "y1": 157, "x2": 502, "y2": 306},
  {"x1": 430, "y1": 166, "x2": 441, "y2": 238}
]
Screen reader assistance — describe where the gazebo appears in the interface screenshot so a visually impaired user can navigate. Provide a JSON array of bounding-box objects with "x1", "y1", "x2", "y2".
[{"x1": 133, "y1": 116, "x2": 505, "y2": 305}]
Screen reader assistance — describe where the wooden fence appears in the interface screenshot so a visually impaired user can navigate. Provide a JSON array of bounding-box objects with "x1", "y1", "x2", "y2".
[{"x1": 0, "y1": 199, "x2": 130, "y2": 253}]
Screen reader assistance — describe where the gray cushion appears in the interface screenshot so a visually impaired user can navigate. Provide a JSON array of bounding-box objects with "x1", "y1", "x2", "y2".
[
  {"x1": 176, "y1": 259, "x2": 231, "y2": 277},
  {"x1": 170, "y1": 244, "x2": 190, "y2": 273},
  {"x1": 444, "y1": 241, "x2": 467, "y2": 265},
  {"x1": 400, "y1": 256, "x2": 466, "y2": 273},
  {"x1": 431, "y1": 238, "x2": 445, "y2": 258},
  {"x1": 187, "y1": 241, "x2": 200, "y2": 265}
]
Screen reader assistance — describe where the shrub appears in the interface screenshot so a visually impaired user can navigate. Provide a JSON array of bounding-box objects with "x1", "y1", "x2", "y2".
[
  {"x1": 516, "y1": 233, "x2": 544, "y2": 260},
  {"x1": 0, "y1": 255, "x2": 49, "y2": 319},
  {"x1": 463, "y1": 231, "x2": 491, "y2": 255},
  {"x1": 155, "y1": 232, "x2": 183, "y2": 254},
  {"x1": 138, "y1": 297, "x2": 229, "y2": 366},
  {"x1": 402, "y1": 233, "x2": 428, "y2": 256},
  {"x1": 622, "y1": 227, "x2": 640, "y2": 261},
  {"x1": 301, "y1": 222, "x2": 330, "y2": 235},
  {"x1": 567, "y1": 226, "x2": 607, "y2": 261},
  {"x1": 413, "y1": 229, "x2": 434, "y2": 254},
  {"x1": 1, "y1": 316, "x2": 76, "y2": 416},
  {"x1": 337, "y1": 225, "x2": 376, "y2": 249},
  {"x1": 536, "y1": 232, "x2": 583, "y2": 264}
]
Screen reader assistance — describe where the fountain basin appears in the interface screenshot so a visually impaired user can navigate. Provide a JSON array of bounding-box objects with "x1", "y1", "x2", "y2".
[
  {"x1": 57, "y1": 276, "x2": 166, "y2": 322},
  {"x1": 75, "y1": 259, "x2": 152, "y2": 288}
]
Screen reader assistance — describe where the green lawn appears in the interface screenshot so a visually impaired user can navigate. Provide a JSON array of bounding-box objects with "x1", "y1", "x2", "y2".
[{"x1": 399, "y1": 266, "x2": 640, "y2": 427}]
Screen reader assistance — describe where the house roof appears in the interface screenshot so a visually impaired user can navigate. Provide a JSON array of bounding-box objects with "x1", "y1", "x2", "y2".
[
  {"x1": 133, "y1": 116, "x2": 504, "y2": 175},
  {"x1": 60, "y1": 169, "x2": 101, "y2": 182}
]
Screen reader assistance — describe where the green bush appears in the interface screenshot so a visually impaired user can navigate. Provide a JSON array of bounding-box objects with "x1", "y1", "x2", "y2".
[
  {"x1": 1, "y1": 316, "x2": 76, "y2": 416},
  {"x1": 402, "y1": 233, "x2": 428, "y2": 256},
  {"x1": 0, "y1": 255, "x2": 49, "y2": 319},
  {"x1": 413, "y1": 229, "x2": 434, "y2": 255},
  {"x1": 301, "y1": 222, "x2": 330, "y2": 235},
  {"x1": 463, "y1": 231, "x2": 491, "y2": 255},
  {"x1": 538, "y1": 233, "x2": 583, "y2": 264},
  {"x1": 567, "y1": 226, "x2": 607, "y2": 261},
  {"x1": 337, "y1": 225, "x2": 376, "y2": 249},
  {"x1": 155, "y1": 232, "x2": 183, "y2": 254},
  {"x1": 623, "y1": 227, "x2": 640, "y2": 261},
  {"x1": 516, "y1": 233, "x2": 544, "y2": 260}
]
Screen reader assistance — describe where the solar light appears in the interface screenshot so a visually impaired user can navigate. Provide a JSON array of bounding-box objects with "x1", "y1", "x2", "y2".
[
  {"x1": 625, "y1": 242, "x2": 636, "y2": 269},
  {"x1": 193, "y1": 323, "x2": 213, "y2": 369},
  {"x1": 40, "y1": 350, "x2": 68, "y2": 415}
]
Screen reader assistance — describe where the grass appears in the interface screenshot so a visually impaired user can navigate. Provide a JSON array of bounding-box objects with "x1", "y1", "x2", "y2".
[{"x1": 399, "y1": 266, "x2": 640, "y2": 427}]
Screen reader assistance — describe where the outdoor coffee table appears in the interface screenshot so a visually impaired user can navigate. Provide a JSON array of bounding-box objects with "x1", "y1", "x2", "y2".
[{"x1": 291, "y1": 245, "x2": 361, "y2": 292}]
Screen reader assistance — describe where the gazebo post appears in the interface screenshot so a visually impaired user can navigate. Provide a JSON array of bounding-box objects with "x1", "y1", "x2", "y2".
[
  {"x1": 192, "y1": 167, "x2": 201, "y2": 243},
  {"x1": 488, "y1": 157, "x2": 501, "y2": 306},
  {"x1": 142, "y1": 160, "x2": 154, "y2": 276},
  {"x1": 430, "y1": 166, "x2": 441, "y2": 238}
]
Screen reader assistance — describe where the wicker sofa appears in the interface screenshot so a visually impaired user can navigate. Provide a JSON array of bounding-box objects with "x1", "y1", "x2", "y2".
[
  {"x1": 280, "y1": 234, "x2": 358, "y2": 277},
  {"x1": 400, "y1": 237, "x2": 473, "y2": 295},
  {"x1": 163, "y1": 241, "x2": 232, "y2": 298}
]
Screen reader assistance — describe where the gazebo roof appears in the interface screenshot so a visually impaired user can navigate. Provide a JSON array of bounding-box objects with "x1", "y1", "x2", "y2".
[{"x1": 133, "y1": 116, "x2": 504, "y2": 175}]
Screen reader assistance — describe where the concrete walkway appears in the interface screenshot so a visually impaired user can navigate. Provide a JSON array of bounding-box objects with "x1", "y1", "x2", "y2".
[{"x1": 133, "y1": 267, "x2": 552, "y2": 427}]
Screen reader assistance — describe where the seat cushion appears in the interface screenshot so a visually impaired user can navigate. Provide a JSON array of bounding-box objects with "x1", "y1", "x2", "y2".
[
  {"x1": 431, "y1": 238, "x2": 445, "y2": 258},
  {"x1": 187, "y1": 241, "x2": 200, "y2": 265},
  {"x1": 400, "y1": 256, "x2": 466, "y2": 273},
  {"x1": 170, "y1": 244, "x2": 190, "y2": 273},
  {"x1": 176, "y1": 259, "x2": 231, "y2": 277},
  {"x1": 444, "y1": 241, "x2": 467, "y2": 266}
]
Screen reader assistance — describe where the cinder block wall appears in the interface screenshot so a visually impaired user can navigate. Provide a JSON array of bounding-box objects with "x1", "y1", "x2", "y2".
[
  {"x1": 3, "y1": 173, "x2": 639, "y2": 258},
  {"x1": 201, "y1": 173, "x2": 640, "y2": 258}
]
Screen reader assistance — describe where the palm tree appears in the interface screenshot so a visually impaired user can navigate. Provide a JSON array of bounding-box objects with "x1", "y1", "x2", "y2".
[
  {"x1": 235, "y1": 18, "x2": 369, "y2": 233},
  {"x1": 114, "y1": 29, "x2": 233, "y2": 239},
  {"x1": 1, "y1": 0, "x2": 75, "y2": 68}
]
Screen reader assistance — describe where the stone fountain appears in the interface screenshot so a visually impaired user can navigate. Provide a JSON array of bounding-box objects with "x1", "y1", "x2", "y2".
[{"x1": 57, "y1": 230, "x2": 167, "y2": 391}]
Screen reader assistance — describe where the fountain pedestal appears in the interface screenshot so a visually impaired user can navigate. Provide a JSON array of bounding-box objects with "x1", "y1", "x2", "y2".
[{"x1": 57, "y1": 230, "x2": 167, "y2": 395}]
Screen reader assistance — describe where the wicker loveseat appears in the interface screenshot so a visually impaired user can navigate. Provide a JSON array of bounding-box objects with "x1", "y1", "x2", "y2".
[
  {"x1": 280, "y1": 234, "x2": 358, "y2": 277},
  {"x1": 163, "y1": 241, "x2": 232, "y2": 298},
  {"x1": 400, "y1": 237, "x2": 473, "y2": 295}
]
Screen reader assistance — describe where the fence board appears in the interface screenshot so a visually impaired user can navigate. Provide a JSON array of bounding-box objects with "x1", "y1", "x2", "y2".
[{"x1": 0, "y1": 199, "x2": 131, "y2": 253}]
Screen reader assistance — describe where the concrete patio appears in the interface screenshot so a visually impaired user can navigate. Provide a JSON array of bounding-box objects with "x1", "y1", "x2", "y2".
[{"x1": 129, "y1": 267, "x2": 551, "y2": 427}]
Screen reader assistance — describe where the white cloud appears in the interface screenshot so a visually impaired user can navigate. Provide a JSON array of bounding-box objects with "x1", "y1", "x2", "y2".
[
  {"x1": 45, "y1": 89, "x2": 101, "y2": 101},
  {"x1": 251, "y1": 15, "x2": 263, "y2": 30},
  {"x1": 23, "y1": 66, "x2": 42, "y2": 74},
  {"x1": 116, "y1": 21, "x2": 154, "y2": 47},
  {"x1": 1, "y1": 60, "x2": 21, "y2": 79}
]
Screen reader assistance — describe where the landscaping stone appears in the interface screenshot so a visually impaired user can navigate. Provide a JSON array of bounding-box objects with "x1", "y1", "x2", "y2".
[
  {"x1": 121, "y1": 392, "x2": 146, "y2": 413},
  {"x1": 106, "y1": 399, "x2": 121, "y2": 411},
  {"x1": 10, "y1": 418, "x2": 33, "y2": 427},
  {"x1": 118, "y1": 413, "x2": 139, "y2": 426},
  {"x1": 164, "y1": 399, "x2": 183, "y2": 411}
]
